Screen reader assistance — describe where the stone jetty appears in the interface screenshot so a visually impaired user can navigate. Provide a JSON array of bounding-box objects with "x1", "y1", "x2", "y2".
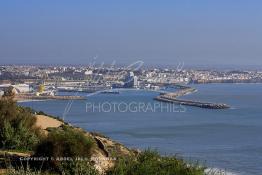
[{"x1": 155, "y1": 86, "x2": 230, "y2": 109}]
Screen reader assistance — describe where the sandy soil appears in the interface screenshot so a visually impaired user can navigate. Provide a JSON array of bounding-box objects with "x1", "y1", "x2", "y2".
[{"x1": 35, "y1": 115, "x2": 63, "y2": 130}]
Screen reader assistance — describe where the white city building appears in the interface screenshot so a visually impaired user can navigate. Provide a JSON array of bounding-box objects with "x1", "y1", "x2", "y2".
[
  {"x1": 84, "y1": 70, "x2": 93, "y2": 75},
  {"x1": 133, "y1": 76, "x2": 138, "y2": 88}
]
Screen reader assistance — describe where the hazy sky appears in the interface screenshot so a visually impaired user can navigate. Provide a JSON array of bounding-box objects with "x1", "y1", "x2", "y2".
[{"x1": 1, "y1": 0, "x2": 262, "y2": 66}]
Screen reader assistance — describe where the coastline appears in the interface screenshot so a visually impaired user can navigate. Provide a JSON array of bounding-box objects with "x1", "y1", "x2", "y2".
[
  {"x1": 14, "y1": 94, "x2": 86, "y2": 101},
  {"x1": 15, "y1": 83, "x2": 262, "y2": 175},
  {"x1": 33, "y1": 113, "x2": 237, "y2": 175},
  {"x1": 31, "y1": 114, "x2": 221, "y2": 175}
]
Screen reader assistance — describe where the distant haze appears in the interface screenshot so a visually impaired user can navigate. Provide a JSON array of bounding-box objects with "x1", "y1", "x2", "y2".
[{"x1": 1, "y1": 0, "x2": 262, "y2": 66}]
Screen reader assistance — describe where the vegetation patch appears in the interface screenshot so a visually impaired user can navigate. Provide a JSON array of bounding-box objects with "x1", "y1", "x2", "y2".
[
  {"x1": 0, "y1": 95, "x2": 43, "y2": 151},
  {"x1": 34, "y1": 125, "x2": 96, "y2": 174},
  {"x1": 107, "y1": 149, "x2": 204, "y2": 175},
  {"x1": 35, "y1": 125, "x2": 95, "y2": 159}
]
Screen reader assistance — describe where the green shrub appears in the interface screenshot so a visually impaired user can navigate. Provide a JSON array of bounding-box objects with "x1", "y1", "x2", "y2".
[
  {"x1": 58, "y1": 160, "x2": 99, "y2": 175},
  {"x1": 6, "y1": 165, "x2": 57, "y2": 175},
  {"x1": 34, "y1": 125, "x2": 96, "y2": 174},
  {"x1": 6, "y1": 162, "x2": 99, "y2": 175},
  {"x1": 0, "y1": 96, "x2": 18, "y2": 123},
  {"x1": 35, "y1": 125, "x2": 95, "y2": 158},
  {"x1": 0, "y1": 120, "x2": 40, "y2": 150},
  {"x1": 107, "y1": 149, "x2": 204, "y2": 175},
  {"x1": 0, "y1": 97, "x2": 42, "y2": 151}
]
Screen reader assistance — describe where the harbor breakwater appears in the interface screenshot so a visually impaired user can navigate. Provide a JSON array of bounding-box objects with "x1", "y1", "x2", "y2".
[{"x1": 155, "y1": 86, "x2": 230, "y2": 109}]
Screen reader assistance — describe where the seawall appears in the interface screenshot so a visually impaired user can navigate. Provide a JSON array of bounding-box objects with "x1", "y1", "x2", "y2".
[{"x1": 155, "y1": 86, "x2": 230, "y2": 109}]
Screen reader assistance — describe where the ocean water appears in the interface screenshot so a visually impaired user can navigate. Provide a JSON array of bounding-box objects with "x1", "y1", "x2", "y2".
[{"x1": 20, "y1": 84, "x2": 262, "y2": 175}]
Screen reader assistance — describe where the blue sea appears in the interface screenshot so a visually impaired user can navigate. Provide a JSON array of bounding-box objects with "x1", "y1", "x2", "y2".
[{"x1": 19, "y1": 84, "x2": 262, "y2": 175}]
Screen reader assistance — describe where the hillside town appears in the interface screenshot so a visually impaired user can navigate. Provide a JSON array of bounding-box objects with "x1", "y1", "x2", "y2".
[{"x1": 0, "y1": 65, "x2": 262, "y2": 97}]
